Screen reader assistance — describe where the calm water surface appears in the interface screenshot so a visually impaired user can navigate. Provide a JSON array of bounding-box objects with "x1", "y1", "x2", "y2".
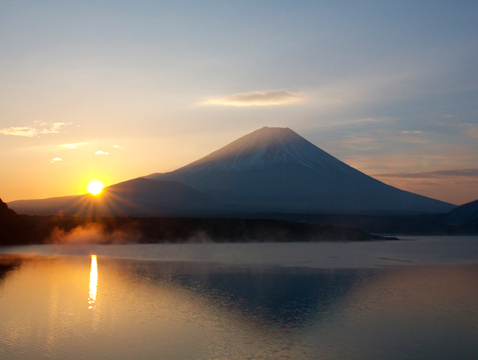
[{"x1": 0, "y1": 236, "x2": 477, "y2": 359}]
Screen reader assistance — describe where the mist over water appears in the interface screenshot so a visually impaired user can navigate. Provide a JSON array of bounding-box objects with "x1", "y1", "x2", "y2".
[
  {"x1": 0, "y1": 237, "x2": 477, "y2": 359},
  {"x1": 47, "y1": 223, "x2": 140, "y2": 244},
  {"x1": 3, "y1": 236, "x2": 478, "y2": 268}
]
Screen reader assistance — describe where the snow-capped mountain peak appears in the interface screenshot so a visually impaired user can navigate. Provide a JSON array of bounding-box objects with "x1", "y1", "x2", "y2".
[{"x1": 179, "y1": 127, "x2": 348, "y2": 173}]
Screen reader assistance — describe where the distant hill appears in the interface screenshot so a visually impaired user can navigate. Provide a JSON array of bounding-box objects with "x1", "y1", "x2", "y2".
[
  {"x1": 444, "y1": 199, "x2": 478, "y2": 226},
  {"x1": 147, "y1": 127, "x2": 455, "y2": 214},
  {"x1": 9, "y1": 178, "x2": 232, "y2": 216}
]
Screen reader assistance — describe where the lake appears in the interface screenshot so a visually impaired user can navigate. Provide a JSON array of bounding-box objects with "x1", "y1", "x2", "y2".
[{"x1": 1, "y1": 236, "x2": 477, "y2": 359}]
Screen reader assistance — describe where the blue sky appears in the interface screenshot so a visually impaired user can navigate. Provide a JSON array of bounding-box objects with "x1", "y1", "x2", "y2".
[{"x1": 1, "y1": 0, "x2": 477, "y2": 204}]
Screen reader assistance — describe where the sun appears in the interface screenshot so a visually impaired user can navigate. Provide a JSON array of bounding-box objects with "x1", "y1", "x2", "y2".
[{"x1": 87, "y1": 180, "x2": 104, "y2": 195}]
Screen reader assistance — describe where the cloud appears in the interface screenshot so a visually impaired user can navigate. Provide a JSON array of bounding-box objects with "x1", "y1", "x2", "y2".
[
  {"x1": 327, "y1": 134, "x2": 380, "y2": 151},
  {"x1": 95, "y1": 150, "x2": 108, "y2": 155},
  {"x1": 401, "y1": 130, "x2": 425, "y2": 134},
  {"x1": 355, "y1": 117, "x2": 386, "y2": 124},
  {"x1": 0, "y1": 127, "x2": 37, "y2": 137},
  {"x1": 38, "y1": 122, "x2": 70, "y2": 134},
  {"x1": 20, "y1": 141, "x2": 89, "y2": 152},
  {"x1": 205, "y1": 90, "x2": 304, "y2": 106},
  {"x1": 51, "y1": 157, "x2": 62, "y2": 163},
  {"x1": 391, "y1": 136, "x2": 429, "y2": 144},
  {"x1": 0, "y1": 122, "x2": 71, "y2": 137},
  {"x1": 56, "y1": 142, "x2": 88, "y2": 150},
  {"x1": 375, "y1": 168, "x2": 478, "y2": 179},
  {"x1": 113, "y1": 145, "x2": 124, "y2": 149}
]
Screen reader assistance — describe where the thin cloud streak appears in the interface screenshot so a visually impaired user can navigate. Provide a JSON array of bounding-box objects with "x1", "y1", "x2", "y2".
[
  {"x1": 205, "y1": 90, "x2": 304, "y2": 107},
  {"x1": 375, "y1": 168, "x2": 478, "y2": 179},
  {"x1": 0, "y1": 122, "x2": 71, "y2": 137},
  {"x1": 0, "y1": 126, "x2": 37, "y2": 137},
  {"x1": 55, "y1": 142, "x2": 89, "y2": 150},
  {"x1": 95, "y1": 150, "x2": 109, "y2": 155},
  {"x1": 20, "y1": 142, "x2": 90, "y2": 152}
]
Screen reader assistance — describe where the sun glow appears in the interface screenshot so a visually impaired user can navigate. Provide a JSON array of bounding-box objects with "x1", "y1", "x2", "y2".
[{"x1": 87, "y1": 180, "x2": 104, "y2": 195}]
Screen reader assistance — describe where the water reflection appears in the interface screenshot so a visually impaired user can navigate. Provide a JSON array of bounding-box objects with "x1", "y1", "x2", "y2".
[
  {"x1": 88, "y1": 255, "x2": 97, "y2": 309},
  {"x1": 0, "y1": 255, "x2": 477, "y2": 360},
  {"x1": 0, "y1": 255, "x2": 23, "y2": 284},
  {"x1": 127, "y1": 261, "x2": 376, "y2": 328}
]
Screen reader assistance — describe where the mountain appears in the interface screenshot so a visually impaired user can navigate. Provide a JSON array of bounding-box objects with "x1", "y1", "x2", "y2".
[
  {"x1": 10, "y1": 127, "x2": 455, "y2": 217},
  {"x1": 444, "y1": 199, "x2": 478, "y2": 226},
  {"x1": 147, "y1": 127, "x2": 454, "y2": 214},
  {"x1": 9, "y1": 178, "x2": 228, "y2": 216}
]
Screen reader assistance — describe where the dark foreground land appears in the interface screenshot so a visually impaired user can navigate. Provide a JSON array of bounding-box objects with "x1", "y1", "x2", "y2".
[
  {"x1": 4, "y1": 196, "x2": 478, "y2": 245},
  {"x1": 237, "y1": 212, "x2": 478, "y2": 235},
  {"x1": 1, "y1": 214, "x2": 394, "y2": 246},
  {"x1": 0, "y1": 199, "x2": 394, "y2": 246}
]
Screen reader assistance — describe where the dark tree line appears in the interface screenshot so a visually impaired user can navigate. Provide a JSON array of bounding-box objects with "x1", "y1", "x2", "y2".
[{"x1": 0, "y1": 198, "x2": 394, "y2": 245}]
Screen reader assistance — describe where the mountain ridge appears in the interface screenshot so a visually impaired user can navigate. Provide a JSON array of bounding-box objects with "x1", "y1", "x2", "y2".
[
  {"x1": 444, "y1": 199, "x2": 478, "y2": 226},
  {"x1": 147, "y1": 127, "x2": 454, "y2": 214},
  {"x1": 9, "y1": 178, "x2": 232, "y2": 216}
]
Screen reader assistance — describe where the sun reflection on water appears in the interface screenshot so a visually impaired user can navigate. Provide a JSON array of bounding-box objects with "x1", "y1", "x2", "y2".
[{"x1": 88, "y1": 255, "x2": 98, "y2": 309}]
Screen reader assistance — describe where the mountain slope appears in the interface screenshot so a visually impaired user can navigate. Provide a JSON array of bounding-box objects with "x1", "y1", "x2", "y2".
[
  {"x1": 147, "y1": 127, "x2": 454, "y2": 214},
  {"x1": 444, "y1": 199, "x2": 478, "y2": 226},
  {"x1": 9, "y1": 178, "x2": 227, "y2": 216}
]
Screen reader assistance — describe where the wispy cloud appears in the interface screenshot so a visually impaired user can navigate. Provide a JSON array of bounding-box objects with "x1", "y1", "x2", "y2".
[
  {"x1": 0, "y1": 122, "x2": 71, "y2": 137},
  {"x1": 95, "y1": 150, "x2": 108, "y2": 155},
  {"x1": 113, "y1": 145, "x2": 124, "y2": 149},
  {"x1": 37, "y1": 122, "x2": 69, "y2": 134},
  {"x1": 205, "y1": 90, "x2": 304, "y2": 106},
  {"x1": 375, "y1": 168, "x2": 478, "y2": 179},
  {"x1": 21, "y1": 141, "x2": 89, "y2": 152},
  {"x1": 320, "y1": 117, "x2": 392, "y2": 128},
  {"x1": 56, "y1": 142, "x2": 88, "y2": 150},
  {"x1": 0, "y1": 126, "x2": 37, "y2": 137},
  {"x1": 327, "y1": 134, "x2": 380, "y2": 152},
  {"x1": 401, "y1": 130, "x2": 425, "y2": 134},
  {"x1": 391, "y1": 135, "x2": 429, "y2": 144},
  {"x1": 355, "y1": 117, "x2": 386, "y2": 124},
  {"x1": 51, "y1": 157, "x2": 62, "y2": 163}
]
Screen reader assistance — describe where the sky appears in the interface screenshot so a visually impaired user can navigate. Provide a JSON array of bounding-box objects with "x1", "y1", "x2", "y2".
[{"x1": 1, "y1": 0, "x2": 477, "y2": 205}]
